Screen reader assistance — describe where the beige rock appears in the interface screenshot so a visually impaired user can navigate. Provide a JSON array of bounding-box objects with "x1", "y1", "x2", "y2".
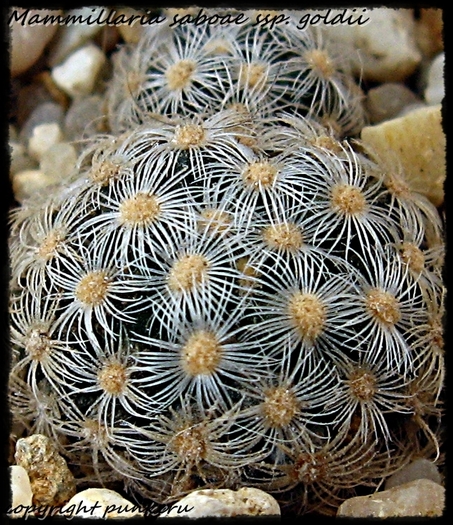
[
  {"x1": 337, "y1": 478, "x2": 445, "y2": 518},
  {"x1": 10, "y1": 9, "x2": 62, "y2": 77},
  {"x1": 28, "y1": 122, "x2": 64, "y2": 161},
  {"x1": 160, "y1": 487, "x2": 281, "y2": 518},
  {"x1": 11, "y1": 169, "x2": 55, "y2": 202},
  {"x1": 14, "y1": 434, "x2": 76, "y2": 506},
  {"x1": 324, "y1": 8, "x2": 422, "y2": 82},
  {"x1": 361, "y1": 104, "x2": 445, "y2": 207},
  {"x1": 9, "y1": 141, "x2": 36, "y2": 176},
  {"x1": 116, "y1": 8, "x2": 146, "y2": 43},
  {"x1": 8, "y1": 466, "x2": 33, "y2": 518},
  {"x1": 61, "y1": 488, "x2": 144, "y2": 519},
  {"x1": 40, "y1": 142, "x2": 77, "y2": 181},
  {"x1": 415, "y1": 8, "x2": 443, "y2": 57}
]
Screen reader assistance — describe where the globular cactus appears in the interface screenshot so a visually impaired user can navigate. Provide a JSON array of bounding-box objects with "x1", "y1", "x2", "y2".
[{"x1": 8, "y1": 11, "x2": 445, "y2": 516}]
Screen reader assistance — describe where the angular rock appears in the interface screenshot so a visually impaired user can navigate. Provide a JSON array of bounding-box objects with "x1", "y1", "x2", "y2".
[
  {"x1": 8, "y1": 465, "x2": 33, "y2": 518},
  {"x1": 160, "y1": 487, "x2": 281, "y2": 518},
  {"x1": 361, "y1": 104, "x2": 445, "y2": 207},
  {"x1": 14, "y1": 434, "x2": 76, "y2": 506},
  {"x1": 61, "y1": 488, "x2": 144, "y2": 519},
  {"x1": 337, "y1": 478, "x2": 445, "y2": 518},
  {"x1": 324, "y1": 8, "x2": 422, "y2": 82},
  {"x1": 51, "y1": 44, "x2": 107, "y2": 98}
]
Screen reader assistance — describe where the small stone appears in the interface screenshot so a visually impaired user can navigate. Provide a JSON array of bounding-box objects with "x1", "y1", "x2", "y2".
[
  {"x1": 28, "y1": 123, "x2": 64, "y2": 161},
  {"x1": 424, "y1": 52, "x2": 445, "y2": 106},
  {"x1": 160, "y1": 487, "x2": 281, "y2": 518},
  {"x1": 360, "y1": 104, "x2": 445, "y2": 207},
  {"x1": 19, "y1": 101, "x2": 65, "y2": 144},
  {"x1": 365, "y1": 82, "x2": 421, "y2": 124},
  {"x1": 415, "y1": 8, "x2": 444, "y2": 58},
  {"x1": 40, "y1": 142, "x2": 78, "y2": 181},
  {"x1": 10, "y1": 9, "x2": 62, "y2": 77},
  {"x1": 385, "y1": 458, "x2": 442, "y2": 490},
  {"x1": 64, "y1": 94, "x2": 107, "y2": 141},
  {"x1": 14, "y1": 434, "x2": 76, "y2": 506},
  {"x1": 9, "y1": 141, "x2": 36, "y2": 176},
  {"x1": 116, "y1": 8, "x2": 146, "y2": 43},
  {"x1": 324, "y1": 8, "x2": 422, "y2": 82},
  {"x1": 337, "y1": 478, "x2": 445, "y2": 518},
  {"x1": 51, "y1": 44, "x2": 107, "y2": 98},
  {"x1": 47, "y1": 7, "x2": 105, "y2": 67},
  {"x1": 61, "y1": 488, "x2": 144, "y2": 519},
  {"x1": 8, "y1": 466, "x2": 33, "y2": 518},
  {"x1": 11, "y1": 169, "x2": 55, "y2": 202}
]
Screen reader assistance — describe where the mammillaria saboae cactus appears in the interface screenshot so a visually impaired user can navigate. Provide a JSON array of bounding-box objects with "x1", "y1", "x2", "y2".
[{"x1": 8, "y1": 11, "x2": 445, "y2": 516}]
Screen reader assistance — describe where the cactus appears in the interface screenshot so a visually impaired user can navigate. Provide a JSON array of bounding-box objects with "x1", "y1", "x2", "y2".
[{"x1": 8, "y1": 11, "x2": 445, "y2": 516}]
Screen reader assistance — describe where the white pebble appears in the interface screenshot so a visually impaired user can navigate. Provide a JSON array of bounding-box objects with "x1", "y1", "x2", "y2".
[
  {"x1": 424, "y1": 52, "x2": 445, "y2": 105},
  {"x1": 324, "y1": 8, "x2": 422, "y2": 82},
  {"x1": 47, "y1": 7, "x2": 105, "y2": 67},
  {"x1": 160, "y1": 487, "x2": 281, "y2": 518},
  {"x1": 28, "y1": 123, "x2": 64, "y2": 161},
  {"x1": 8, "y1": 466, "x2": 33, "y2": 518},
  {"x1": 51, "y1": 44, "x2": 106, "y2": 98},
  {"x1": 61, "y1": 488, "x2": 143, "y2": 519}
]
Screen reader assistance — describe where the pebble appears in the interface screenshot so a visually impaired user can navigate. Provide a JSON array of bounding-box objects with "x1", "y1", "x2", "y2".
[
  {"x1": 360, "y1": 104, "x2": 445, "y2": 207},
  {"x1": 10, "y1": 9, "x2": 62, "y2": 77},
  {"x1": 115, "y1": 8, "x2": 146, "y2": 43},
  {"x1": 51, "y1": 44, "x2": 107, "y2": 98},
  {"x1": 415, "y1": 8, "x2": 444, "y2": 58},
  {"x1": 19, "y1": 101, "x2": 65, "y2": 145},
  {"x1": 47, "y1": 7, "x2": 105, "y2": 67},
  {"x1": 14, "y1": 434, "x2": 76, "y2": 506},
  {"x1": 8, "y1": 465, "x2": 33, "y2": 518},
  {"x1": 160, "y1": 487, "x2": 281, "y2": 518},
  {"x1": 9, "y1": 141, "x2": 36, "y2": 176},
  {"x1": 28, "y1": 122, "x2": 64, "y2": 161},
  {"x1": 337, "y1": 478, "x2": 445, "y2": 518},
  {"x1": 424, "y1": 52, "x2": 445, "y2": 105},
  {"x1": 385, "y1": 458, "x2": 442, "y2": 490},
  {"x1": 61, "y1": 488, "x2": 144, "y2": 519},
  {"x1": 64, "y1": 94, "x2": 107, "y2": 141},
  {"x1": 40, "y1": 142, "x2": 78, "y2": 181},
  {"x1": 365, "y1": 82, "x2": 421, "y2": 124},
  {"x1": 325, "y1": 8, "x2": 422, "y2": 82}
]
